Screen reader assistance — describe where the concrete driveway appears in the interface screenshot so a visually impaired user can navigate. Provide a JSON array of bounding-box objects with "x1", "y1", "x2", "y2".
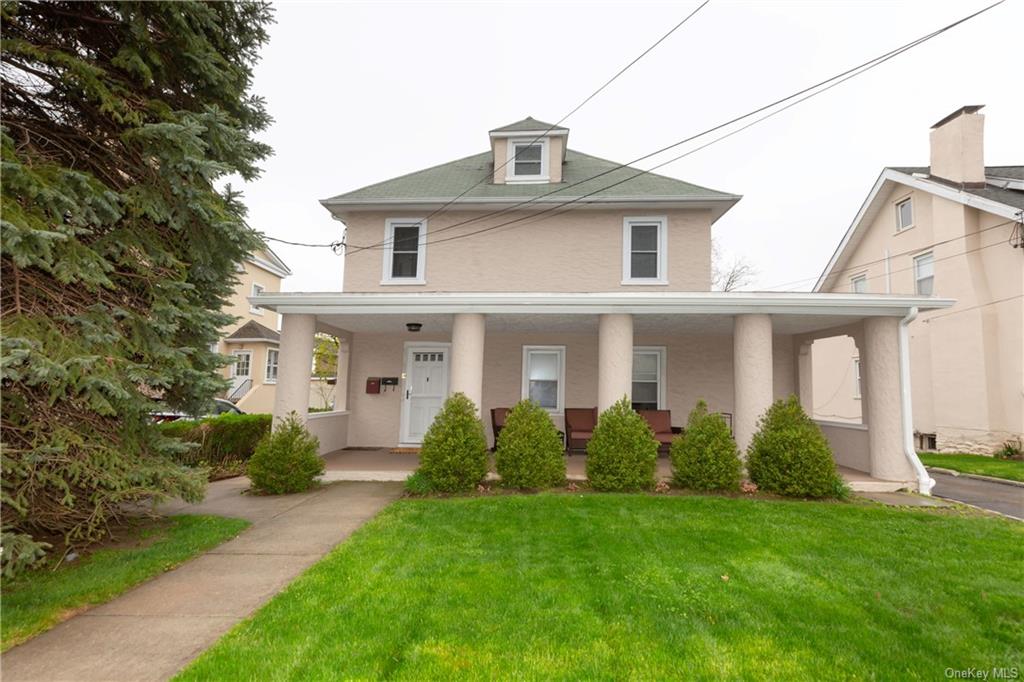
[
  {"x1": 1, "y1": 478, "x2": 403, "y2": 682},
  {"x1": 930, "y1": 470, "x2": 1024, "y2": 520}
]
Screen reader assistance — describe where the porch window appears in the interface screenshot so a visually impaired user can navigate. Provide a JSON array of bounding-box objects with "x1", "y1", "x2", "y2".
[
  {"x1": 250, "y1": 283, "x2": 265, "y2": 314},
  {"x1": 265, "y1": 348, "x2": 279, "y2": 384},
  {"x1": 895, "y1": 197, "x2": 913, "y2": 232},
  {"x1": 852, "y1": 357, "x2": 861, "y2": 398},
  {"x1": 632, "y1": 347, "x2": 666, "y2": 410},
  {"x1": 522, "y1": 346, "x2": 565, "y2": 413},
  {"x1": 622, "y1": 217, "x2": 667, "y2": 284},
  {"x1": 382, "y1": 219, "x2": 426, "y2": 284},
  {"x1": 507, "y1": 138, "x2": 548, "y2": 181},
  {"x1": 913, "y1": 252, "x2": 934, "y2": 295}
]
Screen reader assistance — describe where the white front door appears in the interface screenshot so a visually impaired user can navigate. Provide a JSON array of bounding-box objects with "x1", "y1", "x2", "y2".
[
  {"x1": 400, "y1": 345, "x2": 449, "y2": 444},
  {"x1": 230, "y1": 350, "x2": 252, "y2": 392}
]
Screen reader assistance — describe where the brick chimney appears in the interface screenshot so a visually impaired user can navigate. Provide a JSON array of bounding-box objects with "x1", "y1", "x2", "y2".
[{"x1": 929, "y1": 105, "x2": 986, "y2": 187}]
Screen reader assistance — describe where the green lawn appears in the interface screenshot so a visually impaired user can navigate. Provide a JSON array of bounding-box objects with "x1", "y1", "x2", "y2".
[
  {"x1": 919, "y1": 452, "x2": 1024, "y2": 482},
  {"x1": 178, "y1": 495, "x2": 1023, "y2": 680},
  {"x1": 2, "y1": 514, "x2": 248, "y2": 651}
]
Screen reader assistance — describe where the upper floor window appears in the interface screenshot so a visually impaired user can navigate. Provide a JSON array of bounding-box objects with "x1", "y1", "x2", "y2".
[
  {"x1": 507, "y1": 138, "x2": 548, "y2": 182},
  {"x1": 382, "y1": 218, "x2": 426, "y2": 284},
  {"x1": 250, "y1": 283, "x2": 265, "y2": 314},
  {"x1": 913, "y1": 252, "x2": 934, "y2": 295},
  {"x1": 522, "y1": 345, "x2": 565, "y2": 413},
  {"x1": 632, "y1": 347, "x2": 666, "y2": 411},
  {"x1": 622, "y1": 216, "x2": 668, "y2": 284},
  {"x1": 895, "y1": 197, "x2": 913, "y2": 232},
  {"x1": 850, "y1": 274, "x2": 868, "y2": 293}
]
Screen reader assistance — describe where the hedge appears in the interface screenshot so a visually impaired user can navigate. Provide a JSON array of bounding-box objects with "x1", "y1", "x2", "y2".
[{"x1": 157, "y1": 413, "x2": 271, "y2": 467}]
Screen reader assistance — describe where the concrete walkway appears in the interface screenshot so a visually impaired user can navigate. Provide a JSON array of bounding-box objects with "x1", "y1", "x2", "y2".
[
  {"x1": 930, "y1": 470, "x2": 1024, "y2": 520},
  {"x1": 2, "y1": 478, "x2": 403, "y2": 682}
]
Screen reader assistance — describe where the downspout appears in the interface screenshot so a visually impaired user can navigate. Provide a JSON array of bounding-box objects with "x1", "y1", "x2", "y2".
[{"x1": 898, "y1": 306, "x2": 933, "y2": 494}]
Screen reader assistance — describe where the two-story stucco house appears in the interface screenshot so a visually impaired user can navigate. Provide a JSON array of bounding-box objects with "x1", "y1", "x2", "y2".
[
  {"x1": 216, "y1": 246, "x2": 292, "y2": 413},
  {"x1": 254, "y1": 118, "x2": 952, "y2": 493},
  {"x1": 812, "y1": 106, "x2": 1022, "y2": 454}
]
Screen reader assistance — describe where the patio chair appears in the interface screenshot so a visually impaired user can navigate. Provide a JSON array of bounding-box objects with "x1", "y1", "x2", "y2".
[
  {"x1": 639, "y1": 409, "x2": 675, "y2": 454},
  {"x1": 564, "y1": 407, "x2": 598, "y2": 454},
  {"x1": 490, "y1": 407, "x2": 510, "y2": 451}
]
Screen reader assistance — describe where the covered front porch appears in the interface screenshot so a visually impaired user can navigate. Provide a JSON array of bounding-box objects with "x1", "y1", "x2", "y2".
[{"x1": 256, "y1": 292, "x2": 953, "y2": 494}]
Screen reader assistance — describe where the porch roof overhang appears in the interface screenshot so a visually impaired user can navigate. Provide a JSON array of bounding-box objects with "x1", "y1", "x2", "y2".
[{"x1": 250, "y1": 291, "x2": 953, "y2": 337}]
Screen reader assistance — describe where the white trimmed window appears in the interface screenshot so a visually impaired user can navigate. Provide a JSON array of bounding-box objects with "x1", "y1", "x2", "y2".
[
  {"x1": 265, "y1": 348, "x2": 279, "y2": 384},
  {"x1": 850, "y1": 274, "x2": 868, "y2": 293},
  {"x1": 632, "y1": 347, "x2": 666, "y2": 411},
  {"x1": 853, "y1": 357, "x2": 861, "y2": 399},
  {"x1": 382, "y1": 219, "x2": 426, "y2": 284},
  {"x1": 506, "y1": 138, "x2": 549, "y2": 182},
  {"x1": 913, "y1": 252, "x2": 934, "y2": 295},
  {"x1": 522, "y1": 346, "x2": 565, "y2": 413},
  {"x1": 250, "y1": 283, "x2": 265, "y2": 314},
  {"x1": 895, "y1": 198, "x2": 913, "y2": 232},
  {"x1": 230, "y1": 350, "x2": 251, "y2": 378},
  {"x1": 622, "y1": 216, "x2": 668, "y2": 284}
]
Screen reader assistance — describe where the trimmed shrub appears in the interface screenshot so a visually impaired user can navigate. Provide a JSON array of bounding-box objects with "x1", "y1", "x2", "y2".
[
  {"x1": 247, "y1": 413, "x2": 324, "y2": 494},
  {"x1": 746, "y1": 396, "x2": 845, "y2": 499},
  {"x1": 671, "y1": 400, "x2": 742, "y2": 491},
  {"x1": 417, "y1": 393, "x2": 488, "y2": 493},
  {"x1": 156, "y1": 413, "x2": 271, "y2": 467},
  {"x1": 404, "y1": 470, "x2": 435, "y2": 495},
  {"x1": 586, "y1": 397, "x2": 659, "y2": 492},
  {"x1": 495, "y1": 400, "x2": 566, "y2": 489}
]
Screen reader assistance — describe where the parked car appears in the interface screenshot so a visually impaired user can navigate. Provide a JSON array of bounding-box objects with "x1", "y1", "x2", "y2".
[{"x1": 151, "y1": 398, "x2": 244, "y2": 423}]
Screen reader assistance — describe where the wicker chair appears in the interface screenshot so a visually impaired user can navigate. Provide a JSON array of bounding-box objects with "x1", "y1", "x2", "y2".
[
  {"x1": 638, "y1": 409, "x2": 675, "y2": 454},
  {"x1": 490, "y1": 407, "x2": 510, "y2": 451},
  {"x1": 564, "y1": 407, "x2": 598, "y2": 454}
]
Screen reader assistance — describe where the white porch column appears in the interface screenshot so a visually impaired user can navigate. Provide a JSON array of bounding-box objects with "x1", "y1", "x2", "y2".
[
  {"x1": 797, "y1": 340, "x2": 813, "y2": 414},
  {"x1": 863, "y1": 316, "x2": 915, "y2": 481},
  {"x1": 273, "y1": 313, "x2": 316, "y2": 424},
  {"x1": 598, "y1": 313, "x2": 633, "y2": 413},
  {"x1": 450, "y1": 313, "x2": 485, "y2": 411},
  {"x1": 335, "y1": 333, "x2": 351, "y2": 412},
  {"x1": 734, "y1": 314, "x2": 773, "y2": 452}
]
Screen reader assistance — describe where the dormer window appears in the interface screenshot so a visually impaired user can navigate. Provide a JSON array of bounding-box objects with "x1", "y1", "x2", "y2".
[{"x1": 507, "y1": 138, "x2": 549, "y2": 182}]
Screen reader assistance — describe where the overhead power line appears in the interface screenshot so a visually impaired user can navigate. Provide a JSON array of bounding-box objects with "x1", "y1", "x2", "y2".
[
  {"x1": 759, "y1": 218, "x2": 1019, "y2": 291},
  {"x1": 262, "y1": 235, "x2": 345, "y2": 254},
  {"x1": 346, "y1": 0, "x2": 1005, "y2": 256},
  {"x1": 345, "y1": 0, "x2": 711, "y2": 254}
]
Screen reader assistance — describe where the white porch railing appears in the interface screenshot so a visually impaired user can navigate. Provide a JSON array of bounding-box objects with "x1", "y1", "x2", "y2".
[{"x1": 305, "y1": 410, "x2": 350, "y2": 455}]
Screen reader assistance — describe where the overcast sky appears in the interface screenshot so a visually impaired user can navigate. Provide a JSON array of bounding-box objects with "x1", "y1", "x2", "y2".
[{"x1": 240, "y1": 0, "x2": 1023, "y2": 293}]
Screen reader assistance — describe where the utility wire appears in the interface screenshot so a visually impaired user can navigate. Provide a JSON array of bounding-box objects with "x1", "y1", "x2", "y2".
[
  {"x1": 345, "y1": 0, "x2": 711, "y2": 254},
  {"x1": 262, "y1": 235, "x2": 346, "y2": 254},
  {"x1": 759, "y1": 218, "x2": 1019, "y2": 291},
  {"x1": 346, "y1": 0, "x2": 1004, "y2": 256},
  {"x1": 922, "y1": 293, "x2": 1024, "y2": 322}
]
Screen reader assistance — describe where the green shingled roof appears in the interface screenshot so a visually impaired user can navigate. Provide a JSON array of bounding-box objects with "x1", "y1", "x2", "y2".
[
  {"x1": 322, "y1": 149, "x2": 738, "y2": 205},
  {"x1": 489, "y1": 117, "x2": 568, "y2": 133}
]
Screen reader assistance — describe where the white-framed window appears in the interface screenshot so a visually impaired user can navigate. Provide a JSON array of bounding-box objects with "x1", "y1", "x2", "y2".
[
  {"x1": 265, "y1": 348, "x2": 279, "y2": 384},
  {"x1": 913, "y1": 252, "x2": 934, "y2": 295},
  {"x1": 895, "y1": 197, "x2": 914, "y2": 232},
  {"x1": 230, "y1": 350, "x2": 251, "y2": 378},
  {"x1": 850, "y1": 274, "x2": 868, "y2": 293},
  {"x1": 521, "y1": 346, "x2": 565, "y2": 413},
  {"x1": 853, "y1": 357, "x2": 861, "y2": 399},
  {"x1": 506, "y1": 138, "x2": 549, "y2": 182},
  {"x1": 632, "y1": 346, "x2": 666, "y2": 411},
  {"x1": 622, "y1": 216, "x2": 668, "y2": 284},
  {"x1": 382, "y1": 218, "x2": 427, "y2": 284},
  {"x1": 250, "y1": 283, "x2": 265, "y2": 314}
]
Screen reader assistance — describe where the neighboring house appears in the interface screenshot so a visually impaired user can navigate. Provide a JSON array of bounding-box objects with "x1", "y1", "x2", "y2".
[
  {"x1": 254, "y1": 117, "x2": 952, "y2": 493},
  {"x1": 813, "y1": 106, "x2": 1023, "y2": 454},
  {"x1": 216, "y1": 247, "x2": 291, "y2": 413}
]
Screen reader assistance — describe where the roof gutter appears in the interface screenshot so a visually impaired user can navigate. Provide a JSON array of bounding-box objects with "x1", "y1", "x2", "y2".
[{"x1": 898, "y1": 305, "x2": 934, "y2": 494}]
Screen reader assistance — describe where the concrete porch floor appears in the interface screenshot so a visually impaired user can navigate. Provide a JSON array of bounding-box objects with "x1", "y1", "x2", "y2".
[{"x1": 321, "y1": 449, "x2": 903, "y2": 492}]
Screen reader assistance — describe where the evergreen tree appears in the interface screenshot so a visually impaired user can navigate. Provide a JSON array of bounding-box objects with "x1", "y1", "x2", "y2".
[{"x1": 1, "y1": 1, "x2": 275, "y2": 574}]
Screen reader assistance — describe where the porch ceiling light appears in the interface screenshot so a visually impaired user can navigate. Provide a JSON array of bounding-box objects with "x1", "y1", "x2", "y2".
[{"x1": 406, "y1": 322, "x2": 423, "y2": 333}]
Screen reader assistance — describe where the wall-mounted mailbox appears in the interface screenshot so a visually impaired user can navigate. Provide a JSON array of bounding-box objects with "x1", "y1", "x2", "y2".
[
  {"x1": 381, "y1": 377, "x2": 399, "y2": 387},
  {"x1": 365, "y1": 377, "x2": 381, "y2": 394}
]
